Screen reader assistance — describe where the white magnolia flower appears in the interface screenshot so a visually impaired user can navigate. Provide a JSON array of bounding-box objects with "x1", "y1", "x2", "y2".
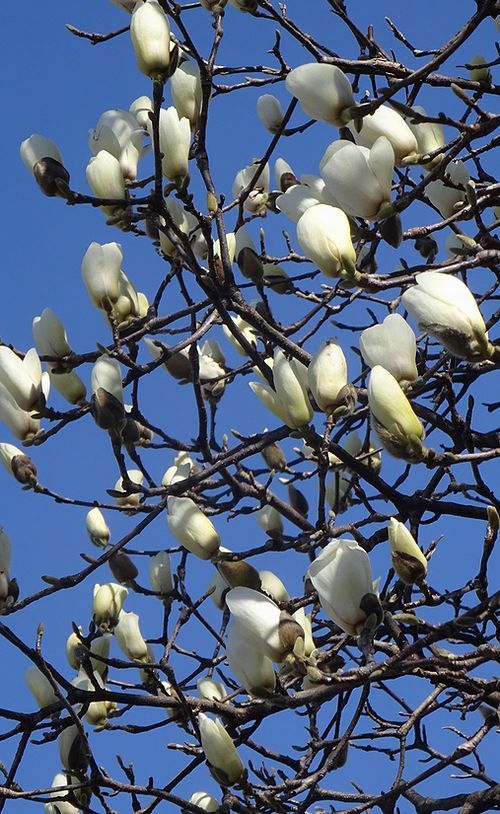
[
  {"x1": 58, "y1": 724, "x2": 87, "y2": 773},
  {"x1": 226, "y1": 620, "x2": 276, "y2": 696},
  {"x1": 129, "y1": 95, "x2": 153, "y2": 129},
  {"x1": 0, "y1": 382, "x2": 40, "y2": 443},
  {"x1": 325, "y1": 472, "x2": 351, "y2": 514},
  {"x1": 130, "y1": 0, "x2": 172, "y2": 78},
  {"x1": 149, "y1": 550, "x2": 173, "y2": 597},
  {"x1": 89, "y1": 634, "x2": 112, "y2": 677},
  {"x1": 296, "y1": 203, "x2": 357, "y2": 279},
  {"x1": 406, "y1": 106, "x2": 445, "y2": 166},
  {"x1": 368, "y1": 366, "x2": 425, "y2": 462},
  {"x1": 308, "y1": 340, "x2": 349, "y2": 414},
  {"x1": 157, "y1": 197, "x2": 199, "y2": 257},
  {"x1": 148, "y1": 107, "x2": 191, "y2": 183},
  {"x1": 0, "y1": 347, "x2": 43, "y2": 412},
  {"x1": 285, "y1": 63, "x2": 355, "y2": 126},
  {"x1": 198, "y1": 713, "x2": 245, "y2": 785},
  {"x1": 249, "y1": 348, "x2": 313, "y2": 430},
  {"x1": 114, "y1": 609, "x2": 149, "y2": 661},
  {"x1": 111, "y1": 0, "x2": 138, "y2": 10},
  {"x1": 256, "y1": 94, "x2": 284, "y2": 132},
  {"x1": 188, "y1": 791, "x2": 220, "y2": 813},
  {"x1": 425, "y1": 160, "x2": 470, "y2": 219},
  {"x1": 170, "y1": 59, "x2": 202, "y2": 128},
  {"x1": 308, "y1": 538, "x2": 378, "y2": 635},
  {"x1": 401, "y1": 271, "x2": 491, "y2": 361},
  {"x1": 349, "y1": 104, "x2": 418, "y2": 165},
  {"x1": 25, "y1": 666, "x2": 58, "y2": 708},
  {"x1": 293, "y1": 607, "x2": 315, "y2": 657},
  {"x1": 232, "y1": 160, "x2": 270, "y2": 215},
  {"x1": 359, "y1": 313, "x2": 418, "y2": 383},
  {"x1": 167, "y1": 496, "x2": 220, "y2": 559},
  {"x1": 114, "y1": 470, "x2": 144, "y2": 507},
  {"x1": 86, "y1": 150, "x2": 126, "y2": 214},
  {"x1": 388, "y1": 518, "x2": 428, "y2": 584},
  {"x1": 276, "y1": 183, "x2": 323, "y2": 223},
  {"x1": 197, "y1": 676, "x2": 227, "y2": 702},
  {"x1": 320, "y1": 137, "x2": 395, "y2": 221},
  {"x1": 225, "y1": 587, "x2": 304, "y2": 663},
  {"x1": 92, "y1": 582, "x2": 128, "y2": 631},
  {"x1": 89, "y1": 109, "x2": 144, "y2": 182}
]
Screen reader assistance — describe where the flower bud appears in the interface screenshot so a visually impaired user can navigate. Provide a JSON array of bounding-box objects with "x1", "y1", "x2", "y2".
[
  {"x1": 129, "y1": 95, "x2": 153, "y2": 130},
  {"x1": 401, "y1": 271, "x2": 491, "y2": 361},
  {"x1": 44, "y1": 771, "x2": 85, "y2": 814},
  {"x1": 130, "y1": 0, "x2": 171, "y2": 79},
  {"x1": 86, "y1": 150, "x2": 126, "y2": 216},
  {"x1": 58, "y1": 724, "x2": 88, "y2": 774},
  {"x1": 256, "y1": 94, "x2": 283, "y2": 132},
  {"x1": 308, "y1": 538, "x2": 381, "y2": 636},
  {"x1": 285, "y1": 63, "x2": 355, "y2": 126},
  {"x1": 86, "y1": 507, "x2": 111, "y2": 548},
  {"x1": 250, "y1": 348, "x2": 313, "y2": 430},
  {"x1": 81, "y1": 241, "x2": 123, "y2": 312},
  {"x1": 256, "y1": 504, "x2": 283, "y2": 538},
  {"x1": 388, "y1": 518, "x2": 428, "y2": 584},
  {"x1": 197, "y1": 676, "x2": 227, "y2": 702},
  {"x1": 167, "y1": 496, "x2": 220, "y2": 559},
  {"x1": 20, "y1": 135, "x2": 70, "y2": 197},
  {"x1": 92, "y1": 582, "x2": 128, "y2": 631},
  {"x1": 406, "y1": 106, "x2": 445, "y2": 166},
  {"x1": 197, "y1": 713, "x2": 245, "y2": 785},
  {"x1": 25, "y1": 665, "x2": 58, "y2": 708},
  {"x1": 296, "y1": 204, "x2": 357, "y2": 280},
  {"x1": 258, "y1": 570, "x2": 289, "y2": 603},
  {"x1": 114, "y1": 610, "x2": 149, "y2": 661},
  {"x1": 226, "y1": 620, "x2": 276, "y2": 696},
  {"x1": 32, "y1": 308, "x2": 72, "y2": 362},
  {"x1": 469, "y1": 55, "x2": 492, "y2": 83},
  {"x1": 222, "y1": 316, "x2": 257, "y2": 356},
  {"x1": 147, "y1": 107, "x2": 191, "y2": 183},
  {"x1": 274, "y1": 158, "x2": 298, "y2": 192},
  {"x1": 114, "y1": 470, "x2": 144, "y2": 507},
  {"x1": 90, "y1": 356, "x2": 125, "y2": 430},
  {"x1": 66, "y1": 628, "x2": 85, "y2": 671},
  {"x1": 348, "y1": 104, "x2": 418, "y2": 165},
  {"x1": 308, "y1": 340, "x2": 351, "y2": 415},
  {"x1": 72, "y1": 670, "x2": 115, "y2": 728},
  {"x1": 108, "y1": 551, "x2": 138, "y2": 585},
  {"x1": 368, "y1": 366, "x2": 425, "y2": 462},
  {"x1": 0, "y1": 443, "x2": 38, "y2": 486},
  {"x1": 215, "y1": 554, "x2": 261, "y2": 592},
  {"x1": 0, "y1": 527, "x2": 11, "y2": 576},
  {"x1": 188, "y1": 792, "x2": 220, "y2": 813},
  {"x1": 425, "y1": 160, "x2": 469, "y2": 219},
  {"x1": 232, "y1": 161, "x2": 270, "y2": 215},
  {"x1": 171, "y1": 59, "x2": 202, "y2": 129},
  {"x1": 360, "y1": 314, "x2": 418, "y2": 384},
  {"x1": 261, "y1": 440, "x2": 287, "y2": 471},
  {"x1": 226, "y1": 587, "x2": 303, "y2": 663},
  {"x1": 149, "y1": 550, "x2": 173, "y2": 598}
]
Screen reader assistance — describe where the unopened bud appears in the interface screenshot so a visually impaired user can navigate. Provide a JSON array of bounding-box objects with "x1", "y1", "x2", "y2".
[
  {"x1": 215, "y1": 558, "x2": 261, "y2": 590},
  {"x1": 288, "y1": 483, "x2": 309, "y2": 518},
  {"x1": 11, "y1": 454, "x2": 38, "y2": 487},
  {"x1": 32, "y1": 157, "x2": 70, "y2": 198},
  {"x1": 90, "y1": 388, "x2": 125, "y2": 430},
  {"x1": 108, "y1": 551, "x2": 138, "y2": 585}
]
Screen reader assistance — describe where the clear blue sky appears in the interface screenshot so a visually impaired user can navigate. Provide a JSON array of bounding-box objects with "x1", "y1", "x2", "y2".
[{"x1": 2, "y1": 1, "x2": 499, "y2": 810}]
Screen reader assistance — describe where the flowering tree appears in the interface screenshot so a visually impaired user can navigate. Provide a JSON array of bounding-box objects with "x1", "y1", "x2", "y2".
[{"x1": 1, "y1": 1, "x2": 500, "y2": 813}]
